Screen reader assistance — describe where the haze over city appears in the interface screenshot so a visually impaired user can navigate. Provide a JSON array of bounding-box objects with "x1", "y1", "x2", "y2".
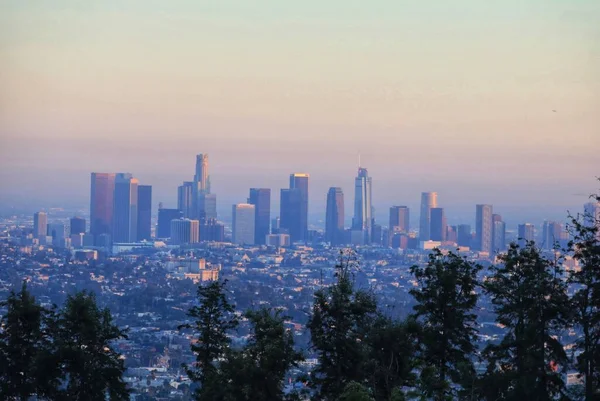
[{"x1": 1, "y1": 1, "x2": 599, "y2": 223}]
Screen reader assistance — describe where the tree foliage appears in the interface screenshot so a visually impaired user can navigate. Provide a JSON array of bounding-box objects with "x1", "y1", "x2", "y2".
[{"x1": 409, "y1": 249, "x2": 481, "y2": 400}]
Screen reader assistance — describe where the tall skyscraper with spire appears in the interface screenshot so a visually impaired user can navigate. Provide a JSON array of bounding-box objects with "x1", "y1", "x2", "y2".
[
  {"x1": 192, "y1": 154, "x2": 214, "y2": 219},
  {"x1": 419, "y1": 192, "x2": 438, "y2": 241},
  {"x1": 352, "y1": 167, "x2": 373, "y2": 243},
  {"x1": 326, "y1": 187, "x2": 345, "y2": 245}
]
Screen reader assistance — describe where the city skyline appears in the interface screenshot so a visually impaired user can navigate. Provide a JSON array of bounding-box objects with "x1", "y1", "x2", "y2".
[{"x1": 1, "y1": 2, "x2": 598, "y2": 221}]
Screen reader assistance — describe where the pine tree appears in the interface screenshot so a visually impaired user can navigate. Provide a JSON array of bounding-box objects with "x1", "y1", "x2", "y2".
[
  {"x1": 0, "y1": 282, "x2": 60, "y2": 400},
  {"x1": 55, "y1": 291, "x2": 129, "y2": 400},
  {"x1": 481, "y1": 242, "x2": 571, "y2": 401},
  {"x1": 308, "y1": 251, "x2": 378, "y2": 400},
  {"x1": 409, "y1": 249, "x2": 481, "y2": 401},
  {"x1": 221, "y1": 308, "x2": 303, "y2": 401},
  {"x1": 180, "y1": 280, "x2": 238, "y2": 401},
  {"x1": 568, "y1": 185, "x2": 600, "y2": 400}
]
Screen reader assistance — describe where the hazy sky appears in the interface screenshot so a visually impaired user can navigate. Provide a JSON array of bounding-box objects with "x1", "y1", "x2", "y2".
[{"x1": 1, "y1": 1, "x2": 599, "y2": 225}]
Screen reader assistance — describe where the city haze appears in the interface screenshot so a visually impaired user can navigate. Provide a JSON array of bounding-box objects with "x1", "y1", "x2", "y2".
[{"x1": 1, "y1": 1, "x2": 599, "y2": 224}]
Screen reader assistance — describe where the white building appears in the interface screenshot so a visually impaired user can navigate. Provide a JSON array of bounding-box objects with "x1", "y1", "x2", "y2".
[{"x1": 232, "y1": 204, "x2": 255, "y2": 245}]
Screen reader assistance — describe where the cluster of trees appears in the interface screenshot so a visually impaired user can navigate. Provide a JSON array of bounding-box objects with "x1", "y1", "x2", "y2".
[
  {"x1": 180, "y1": 189, "x2": 600, "y2": 401},
  {"x1": 0, "y1": 288, "x2": 128, "y2": 401}
]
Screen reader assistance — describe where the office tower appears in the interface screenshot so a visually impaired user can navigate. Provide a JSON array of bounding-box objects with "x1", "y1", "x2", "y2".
[
  {"x1": 90, "y1": 172, "x2": 116, "y2": 240},
  {"x1": 325, "y1": 187, "x2": 345, "y2": 245},
  {"x1": 457, "y1": 224, "x2": 472, "y2": 247},
  {"x1": 446, "y1": 225, "x2": 458, "y2": 243},
  {"x1": 157, "y1": 208, "x2": 183, "y2": 238},
  {"x1": 177, "y1": 181, "x2": 194, "y2": 218},
  {"x1": 248, "y1": 188, "x2": 271, "y2": 245},
  {"x1": 271, "y1": 217, "x2": 280, "y2": 233},
  {"x1": 518, "y1": 223, "x2": 535, "y2": 247},
  {"x1": 389, "y1": 206, "x2": 409, "y2": 233},
  {"x1": 584, "y1": 202, "x2": 600, "y2": 240},
  {"x1": 429, "y1": 207, "x2": 447, "y2": 242},
  {"x1": 492, "y1": 220, "x2": 506, "y2": 252},
  {"x1": 137, "y1": 185, "x2": 152, "y2": 241},
  {"x1": 371, "y1": 224, "x2": 383, "y2": 245},
  {"x1": 200, "y1": 218, "x2": 225, "y2": 242},
  {"x1": 475, "y1": 204, "x2": 493, "y2": 253},
  {"x1": 419, "y1": 192, "x2": 438, "y2": 241},
  {"x1": 71, "y1": 233, "x2": 85, "y2": 248},
  {"x1": 280, "y1": 173, "x2": 309, "y2": 243},
  {"x1": 198, "y1": 193, "x2": 217, "y2": 220},
  {"x1": 170, "y1": 219, "x2": 199, "y2": 245},
  {"x1": 33, "y1": 212, "x2": 48, "y2": 238},
  {"x1": 542, "y1": 221, "x2": 562, "y2": 249},
  {"x1": 192, "y1": 154, "x2": 210, "y2": 218},
  {"x1": 112, "y1": 173, "x2": 139, "y2": 243},
  {"x1": 48, "y1": 223, "x2": 65, "y2": 246},
  {"x1": 69, "y1": 216, "x2": 86, "y2": 235},
  {"x1": 352, "y1": 168, "x2": 373, "y2": 244},
  {"x1": 232, "y1": 204, "x2": 255, "y2": 245}
]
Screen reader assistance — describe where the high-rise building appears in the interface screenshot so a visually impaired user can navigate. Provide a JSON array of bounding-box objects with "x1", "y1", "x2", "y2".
[
  {"x1": 112, "y1": 173, "x2": 139, "y2": 243},
  {"x1": 198, "y1": 193, "x2": 217, "y2": 220},
  {"x1": 177, "y1": 181, "x2": 194, "y2": 218},
  {"x1": 200, "y1": 218, "x2": 225, "y2": 242},
  {"x1": 271, "y1": 217, "x2": 280, "y2": 233},
  {"x1": 457, "y1": 224, "x2": 472, "y2": 248},
  {"x1": 90, "y1": 172, "x2": 116, "y2": 240},
  {"x1": 476, "y1": 204, "x2": 493, "y2": 253},
  {"x1": 446, "y1": 225, "x2": 458, "y2": 243},
  {"x1": 192, "y1": 154, "x2": 210, "y2": 218},
  {"x1": 325, "y1": 187, "x2": 345, "y2": 245},
  {"x1": 430, "y1": 207, "x2": 447, "y2": 242},
  {"x1": 170, "y1": 219, "x2": 199, "y2": 245},
  {"x1": 542, "y1": 220, "x2": 563, "y2": 249},
  {"x1": 352, "y1": 168, "x2": 373, "y2": 244},
  {"x1": 492, "y1": 215, "x2": 506, "y2": 252},
  {"x1": 48, "y1": 223, "x2": 65, "y2": 246},
  {"x1": 419, "y1": 192, "x2": 438, "y2": 241},
  {"x1": 69, "y1": 216, "x2": 86, "y2": 236},
  {"x1": 248, "y1": 188, "x2": 271, "y2": 245},
  {"x1": 157, "y1": 208, "x2": 183, "y2": 238},
  {"x1": 518, "y1": 223, "x2": 535, "y2": 247},
  {"x1": 137, "y1": 185, "x2": 152, "y2": 241},
  {"x1": 280, "y1": 173, "x2": 309, "y2": 243},
  {"x1": 232, "y1": 203, "x2": 255, "y2": 245},
  {"x1": 584, "y1": 202, "x2": 600, "y2": 240},
  {"x1": 33, "y1": 211, "x2": 48, "y2": 238},
  {"x1": 389, "y1": 206, "x2": 409, "y2": 233}
]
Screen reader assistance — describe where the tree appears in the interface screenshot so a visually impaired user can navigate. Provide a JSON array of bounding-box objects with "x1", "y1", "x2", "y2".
[
  {"x1": 365, "y1": 316, "x2": 421, "y2": 401},
  {"x1": 308, "y1": 251, "x2": 378, "y2": 400},
  {"x1": 55, "y1": 290, "x2": 129, "y2": 400},
  {"x1": 568, "y1": 184, "x2": 600, "y2": 400},
  {"x1": 481, "y1": 242, "x2": 571, "y2": 401},
  {"x1": 221, "y1": 308, "x2": 303, "y2": 401},
  {"x1": 180, "y1": 280, "x2": 238, "y2": 401},
  {"x1": 0, "y1": 282, "x2": 60, "y2": 400},
  {"x1": 409, "y1": 249, "x2": 481, "y2": 401},
  {"x1": 337, "y1": 382, "x2": 375, "y2": 401}
]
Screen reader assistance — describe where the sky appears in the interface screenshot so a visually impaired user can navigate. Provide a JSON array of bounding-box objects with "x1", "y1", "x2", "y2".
[{"x1": 0, "y1": 0, "x2": 599, "y2": 225}]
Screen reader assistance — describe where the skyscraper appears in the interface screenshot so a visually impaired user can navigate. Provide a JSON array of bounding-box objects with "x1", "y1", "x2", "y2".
[
  {"x1": 389, "y1": 206, "x2": 410, "y2": 233},
  {"x1": 352, "y1": 167, "x2": 373, "y2": 243},
  {"x1": 177, "y1": 181, "x2": 194, "y2": 218},
  {"x1": 248, "y1": 188, "x2": 271, "y2": 245},
  {"x1": 475, "y1": 204, "x2": 493, "y2": 253},
  {"x1": 232, "y1": 203, "x2": 255, "y2": 245},
  {"x1": 70, "y1": 217, "x2": 86, "y2": 236},
  {"x1": 419, "y1": 192, "x2": 438, "y2": 241},
  {"x1": 170, "y1": 219, "x2": 199, "y2": 245},
  {"x1": 90, "y1": 172, "x2": 116, "y2": 240},
  {"x1": 430, "y1": 207, "x2": 447, "y2": 242},
  {"x1": 457, "y1": 224, "x2": 472, "y2": 247},
  {"x1": 542, "y1": 220, "x2": 562, "y2": 249},
  {"x1": 281, "y1": 173, "x2": 309, "y2": 243},
  {"x1": 584, "y1": 201, "x2": 600, "y2": 240},
  {"x1": 157, "y1": 208, "x2": 183, "y2": 238},
  {"x1": 48, "y1": 223, "x2": 65, "y2": 246},
  {"x1": 192, "y1": 154, "x2": 210, "y2": 218},
  {"x1": 492, "y1": 218, "x2": 506, "y2": 252},
  {"x1": 325, "y1": 187, "x2": 345, "y2": 245},
  {"x1": 112, "y1": 173, "x2": 139, "y2": 243},
  {"x1": 198, "y1": 193, "x2": 217, "y2": 220},
  {"x1": 33, "y1": 211, "x2": 48, "y2": 238},
  {"x1": 518, "y1": 223, "x2": 535, "y2": 247},
  {"x1": 137, "y1": 185, "x2": 152, "y2": 241}
]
